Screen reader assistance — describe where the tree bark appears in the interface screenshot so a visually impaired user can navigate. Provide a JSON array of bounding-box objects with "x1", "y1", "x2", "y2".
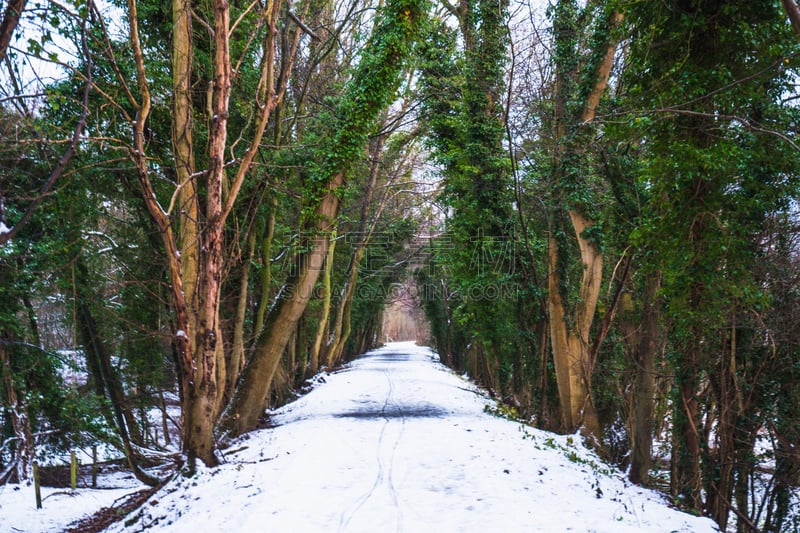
[
  {"x1": 225, "y1": 231, "x2": 255, "y2": 405},
  {"x1": 255, "y1": 196, "x2": 278, "y2": 336},
  {"x1": 310, "y1": 233, "x2": 336, "y2": 375},
  {"x1": 223, "y1": 172, "x2": 344, "y2": 435},
  {"x1": 0, "y1": 338, "x2": 33, "y2": 483},
  {"x1": 671, "y1": 275, "x2": 705, "y2": 510},
  {"x1": 547, "y1": 6, "x2": 622, "y2": 440},
  {"x1": 628, "y1": 273, "x2": 661, "y2": 485},
  {"x1": 171, "y1": 0, "x2": 200, "y2": 348},
  {"x1": 326, "y1": 130, "x2": 387, "y2": 367},
  {"x1": 781, "y1": 0, "x2": 800, "y2": 39},
  {"x1": 0, "y1": 0, "x2": 26, "y2": 62},
  {"x1": 180, "y1": 0, "x2": 234, "y2": 470},
  {"x1": 547, "y1": 217, "x2": 602, "y2": 438}
]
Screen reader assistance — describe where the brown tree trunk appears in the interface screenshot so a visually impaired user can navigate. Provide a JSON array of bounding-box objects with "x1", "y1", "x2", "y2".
[
  {"x1": 547, "y1": 213, "x2": 603, "y2": 438},
  {"x1": 255, "y1": 196, "x2": 278, "y2": 336},
  {"x1": 732, "y1": 424, "x2": 757, "y2": 533},
  {"x1": 309, "y1": 233, "x2": 336, "y2": 375},
  {"x1": 671, "y1": 291, "x2": 704, "y2": 511},
  {"x1": 782, "y1": 0, "x2": 800, "y2": 38},
  {"x1": 225, "y1": 231, "x2": 255, "y2": 405},
  {"x1": 172, "y1": 0, "x2": 199, "y2": 326},
  {"x1": 547, "y1": 7, "x2": 622, "y2": 440},
  {"x1": 325, "y1": 120, "x2": 387, "y2": 368},
  {"x1": 0, "y1": 0, "x2": 26, "y2": 63},
  {"x1": 179, "y1": 0, "x2": 235, "y2": 470},
  {"x1": 0, "y1": 338, "x2": 33, "y2": 482},
  {"x1": 767, "y1": 421, "x2": 800, "y2": 532},
  {"x1": 706, "y1": 325, "x2": 737, "y2": 529},
  {"x1": 127, "y1": 0, "x2": 198, "y2": 466},
  {"x1": 628, "y1": 273, "x2": 661, "y2": 485}
]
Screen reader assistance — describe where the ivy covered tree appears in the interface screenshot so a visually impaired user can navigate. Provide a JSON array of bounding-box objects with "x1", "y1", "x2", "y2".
[
  {"x1": 418, "y1": 0, "x2": 521, "y2": 398},
  {"x1": 2, "y1": 0, "x2": 800, "y2": 529},
  {"x1": 597, "y1": 0, "x2": 800, "y2": 527}
]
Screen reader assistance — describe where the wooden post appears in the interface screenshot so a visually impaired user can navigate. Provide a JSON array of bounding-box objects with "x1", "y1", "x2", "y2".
[
  {"x1": 70, "y1": 450, "x2": 77, "y2": 490},
  {"x1": 33, "y1": 461, "x2": 42, "y2": 509},
  {"x1": 92, "y1": 445, "x2": 98, "y2": 488}
]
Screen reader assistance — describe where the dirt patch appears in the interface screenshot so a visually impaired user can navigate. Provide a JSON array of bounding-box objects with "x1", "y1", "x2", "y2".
[
  {"x1": 36, "y1": 460, "x2": 131, "y2": 488},
  {"x1": 64, "y1": 486, "x2": 160, "y2": 533},
  {"x1": 334, "y1": 403, "x2": 448, "y2": 419}
]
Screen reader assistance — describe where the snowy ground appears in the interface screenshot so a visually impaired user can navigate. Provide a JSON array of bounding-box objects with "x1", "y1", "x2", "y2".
[
  {"x1": 0, "y1": 467, "x2": 143, "y2": 532},
  {"x1": 100, "y1": 342, "x2": 717, "y2": 533},
  {"x1": 0, "y1": 342, "x2": 722, "y2": 532}
]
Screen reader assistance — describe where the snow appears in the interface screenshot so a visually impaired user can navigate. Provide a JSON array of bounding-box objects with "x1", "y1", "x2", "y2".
[
  {"x1": 0, "y1": 475, "x2": 140, "y2": 532},
  {"x1": 0, "y1": 342, "x2": 720, "y2": 532},
  {"x1": 114, "y1": 342, "x2": 717, "y2": 533}
]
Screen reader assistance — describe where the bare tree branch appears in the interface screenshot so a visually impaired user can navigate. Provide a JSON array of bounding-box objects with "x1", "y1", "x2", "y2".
[{"x1": 288, "y1": 10, "x2": 320, "y2": 41}]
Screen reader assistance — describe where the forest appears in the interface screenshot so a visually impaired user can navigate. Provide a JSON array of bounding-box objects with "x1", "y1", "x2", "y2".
[{"x1": 1, "y1": 0, "x2": 800, "y2": 531}]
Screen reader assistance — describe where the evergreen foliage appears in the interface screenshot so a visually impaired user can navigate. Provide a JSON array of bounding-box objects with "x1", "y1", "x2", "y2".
[{"x1": 2, "y1": 0, "x2": 800, "y2": 528}]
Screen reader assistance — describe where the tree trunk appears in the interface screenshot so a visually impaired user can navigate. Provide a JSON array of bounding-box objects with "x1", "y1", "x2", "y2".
[
  {"x1": 225, "y1": 231, "x2": 255, "y2": 405},
  {"x1": 310, "y1": 233, "x2": 336, "y2": 375},
  {"x1": 222, "y1": 173, "x2": 344, "y2": 435},
  {"x1": 705, "y1": 323, "x2": 739, "y2": 530},
  {"x1": 325, "y1": 121, "x2": 387, "y2": 368},
  {"x1": 220, "y1": 231, "x2": 256, "y2": 408},
  {"x1": 547, "y1": 212, "x2": 603, "y2": 438},
  {"x1": 179, "y1": 0, "x2": 234, "y2": 470},
  {"x1": 672, "y1": 319, "x2": 703, "y2": 510},
  {"x1": 0, "y1": 0, "x2": 26, "y2": 63},
  {"x1": 172, "y1": 0, "x2": 199, "y2": 329},
  {"x1": 547, "y1": 5, "x2": 622, "y2": 440},
  {"x1": 255, "y1": 196, "x2": 278, "y2": 336},
  {"x1": 781, "y1": 0, "x2": 800, "y2": 39},
  {"x1": 732, "y1": 423, "x2": 757, "y2": 533},
  {"x1": 628, "y1": 272, "x2": 661, "y2": 485},
  {"x1": 0, "y1": 338, "x2": 33, "y2": 483},
  {"x1": 767, "y1": 424, "x2": 800, "y2": 532}
]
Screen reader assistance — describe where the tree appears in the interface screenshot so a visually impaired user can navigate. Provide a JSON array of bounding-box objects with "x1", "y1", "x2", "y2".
[
  {"x1": 418, "y1": 0, "x2": 518, "y2": 397},
  {"x1": 543, "y1": 0, "x2": 623, "y2": 440},
  {"x1": 222, "y1": 0, "x2": 428, "y2": 436},
  {"x1": 620, "y1": 0, "x2": 800, "y2": 521},
  {"x1": 0, "y1": 0, "x2": 26, "y2": 62}
]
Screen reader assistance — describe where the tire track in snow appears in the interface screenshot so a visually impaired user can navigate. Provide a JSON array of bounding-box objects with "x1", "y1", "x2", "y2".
[
  {"x1": 337, "y1": 367, "x2": 405, "y2": 532},
  {"x1": 383, "y1": 368, "x2": 405, "y2": 533}
]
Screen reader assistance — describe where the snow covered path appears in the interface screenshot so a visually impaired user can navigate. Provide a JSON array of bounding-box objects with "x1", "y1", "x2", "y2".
[{"x1": 111, "y1": 342, "x2": 718, "y2": 533}]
